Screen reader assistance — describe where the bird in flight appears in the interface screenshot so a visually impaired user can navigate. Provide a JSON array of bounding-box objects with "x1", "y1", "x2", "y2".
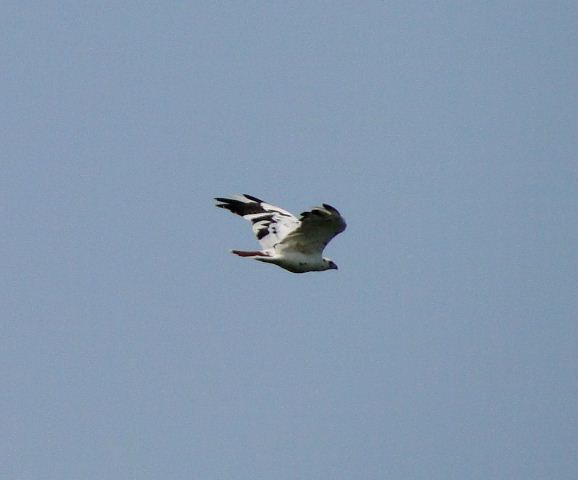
[{"x1": 214, "y1": 194, "x2": 346, "y2": 273}]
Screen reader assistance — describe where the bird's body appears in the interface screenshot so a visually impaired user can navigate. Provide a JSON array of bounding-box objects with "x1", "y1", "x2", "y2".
[
  {"x1": 231, "y1": 248, "x2": 332, "y2": 274},
  {"x1": 215, "y1": 194, "x2": 346, "y2": 273}
]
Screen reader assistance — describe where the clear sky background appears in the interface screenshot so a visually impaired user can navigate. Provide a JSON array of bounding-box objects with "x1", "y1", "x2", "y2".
[{"x1": 2, "y1": 2, "x2": 577, "y2": 479}]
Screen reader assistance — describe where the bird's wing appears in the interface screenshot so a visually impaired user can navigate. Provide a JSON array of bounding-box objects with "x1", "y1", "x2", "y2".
[
  {"x1": 214, "y1": 194, "x2": 300, "y2": 249},
  {"x1": 275, "y1": 204, "x2": 346, "y2": 256}
]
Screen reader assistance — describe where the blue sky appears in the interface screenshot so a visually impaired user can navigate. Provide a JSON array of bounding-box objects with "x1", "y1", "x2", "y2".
[{"x1": 2, "y1": 2, "x2": 577, "y2": 479}]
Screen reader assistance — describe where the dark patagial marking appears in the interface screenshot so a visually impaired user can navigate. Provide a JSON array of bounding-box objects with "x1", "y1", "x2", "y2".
[
  {"x1": 251, "y1": 213, "x2": 275, "y2": 224},
  {"x1": 256, "y1": 228, "x2": 269, "y2": 240}
]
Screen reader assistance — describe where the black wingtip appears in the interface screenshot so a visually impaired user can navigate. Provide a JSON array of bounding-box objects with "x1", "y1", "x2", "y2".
[
  {"x1": 242, "y1": 194, "x2": 264, "y2": 203},
  {"x1": 322, "y1": 203, "x2": 340, "y2": 214},
  {"x1": 214, "y1": 195, "x2": 268, "y2": 216}
]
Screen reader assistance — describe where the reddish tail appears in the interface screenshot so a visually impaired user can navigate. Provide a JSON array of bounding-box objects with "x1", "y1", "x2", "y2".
[{"x1": 231, "y1": 250, "x2": 268, "y2": 257}]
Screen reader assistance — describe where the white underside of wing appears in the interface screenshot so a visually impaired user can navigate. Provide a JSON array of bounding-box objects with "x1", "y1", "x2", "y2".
[
  {"x1": 214, "y1": 194, "x2": 300, "y2": 249},
  {"x1": 246, "y1": 212, "x2": 300, "y2": 249}
]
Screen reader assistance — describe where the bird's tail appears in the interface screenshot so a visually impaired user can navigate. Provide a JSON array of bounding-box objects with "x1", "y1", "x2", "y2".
[{"x1": 230, "y1": 250, "x2": 269, "y2": 258}]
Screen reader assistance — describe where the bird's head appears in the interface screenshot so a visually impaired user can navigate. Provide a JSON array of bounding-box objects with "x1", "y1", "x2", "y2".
[{"x1": 323, "y1": 258, "x2": 338, "y2": 271}]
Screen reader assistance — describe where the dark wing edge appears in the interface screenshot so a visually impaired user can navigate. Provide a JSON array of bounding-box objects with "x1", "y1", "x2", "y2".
[
  {"x1": 300, "y1": 205, "x2": 346, "y2": 236},
  {"x1": 214, "y1": 194, "x2": 268, "y2": 217}
]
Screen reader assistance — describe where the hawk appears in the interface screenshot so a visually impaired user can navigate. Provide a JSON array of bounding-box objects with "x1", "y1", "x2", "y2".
[{"x1": 215, "y1": 194, "x2": 346, "y2": 273}]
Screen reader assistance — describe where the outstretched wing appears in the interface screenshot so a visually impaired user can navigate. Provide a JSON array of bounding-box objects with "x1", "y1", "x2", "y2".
[
  {"x1": 214, "y1": 194, "x2": 300, "y2": 249},
  {"x1": 276, "y1": 203, "x2": 346, "y2": 256}
]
